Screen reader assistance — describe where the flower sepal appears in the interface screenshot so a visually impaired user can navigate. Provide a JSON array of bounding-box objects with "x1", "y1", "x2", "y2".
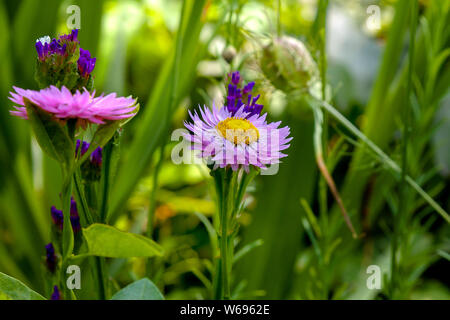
[{"x1": 24, "y1": 98, "x2": 75, "y2": 173}]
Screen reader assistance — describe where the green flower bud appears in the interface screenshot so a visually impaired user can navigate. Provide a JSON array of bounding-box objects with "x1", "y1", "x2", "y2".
[{"x1": 260, "y1": 36, "x2": 319, "y2": 93}]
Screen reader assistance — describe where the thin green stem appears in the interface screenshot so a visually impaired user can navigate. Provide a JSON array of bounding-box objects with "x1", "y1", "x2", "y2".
[
  {"x1": 391, "y1": 0, "x2": 418, "y2": 299},
  {"x1": 147, "y1": 144, "x2": 165, "y2": 239},
  {"x1": 73, "y1": 171, "x2": 94, "y2": 225},
  {"x1": 220, "y1": 170, "x2": 233, "y2": 299},
  {"x1": 277, "y1": 0, "x2": 281, "y2": 37},
  {"x1": 99, "y1": 141, "x2": 113, "y2": 223},
  {"x1": 95, "y1": 257, "x2": 107, "y2": 300}
]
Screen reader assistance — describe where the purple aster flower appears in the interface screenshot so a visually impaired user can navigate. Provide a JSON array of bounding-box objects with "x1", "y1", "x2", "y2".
[
  {"x1": 51, "y1": 286, "x2": 61, "y2": 300},
  {"x1": 224, "y1": 71, "x2": 263, "y2": 118},
  {"x1": 184, "y1": 104, "x2": 292, "y2": 172},
  {"x1": 9, "y1": 85, "x2": 138, "y2": 129},
  {"x1": 45, "y1": 243, "x2": 57, "y2": 273},
  {"x1": 78, "y1": 48, "x2": 96, "y2": 78}
]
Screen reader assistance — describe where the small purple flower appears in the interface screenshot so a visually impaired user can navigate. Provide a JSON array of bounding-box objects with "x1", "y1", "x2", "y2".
[
  {"x1": 90, "y1": 147, "x2": 102, "y2": 166},
  {"x1": 45, "y1": 243, "x2": 57, "y2": 273},
  {"x1": 75, "y1": 139, "x2": 90, "y2": 157},
  {"x1": 51, "y1": 286, "x2": 61, "y2": 300},
  {"x1": 70, "y1": 198, "x2": 81, "y2": 233},
  {"x1": 75, "y1": 139, "x2": 102, "y2": 165},
  {"x1": 77, "y1": 48, "x2": 96, "y2": 78},
  {"x1": 59, "y1": 29, "x2": 79, "y2": 42},
  {"x1": 224, "y1": 71, "x2": 263, "y2": 118},
  {"x1": 51, "y1": 206, "x2": 64, "y2": 230},
  {"x1": 35, "y1": 36, "x2": 67, "y2": 61},
  {"x1": 50, "y1": 198, "x2": 81, "y2": 233}
]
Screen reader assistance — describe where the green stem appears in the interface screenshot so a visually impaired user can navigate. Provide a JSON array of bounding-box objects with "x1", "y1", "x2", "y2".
[
  {"x1": 391, "y1": 0, "x2": 418, "y2": 299},
  {"x1": 277, "y1": 0, "x2": 281, "y2": 37},
  {"x1": 100, "y1": 140, "x2": 114, "y2": 223},
  {"x1": 95, "y1": 257, "x2": 107, "y2": 300},
  {"x1": 220, "y1": 170, "x2": 233, "y2": 299},
  {"x1": 145, "y1": 143, "x2": 165, "y2": 279},
  {"x1": 147, "y1": 144, "x2": 165, "y2": 239},
  {"x1": 73, "y1": 170, "x2": 94, "y2": 225}
]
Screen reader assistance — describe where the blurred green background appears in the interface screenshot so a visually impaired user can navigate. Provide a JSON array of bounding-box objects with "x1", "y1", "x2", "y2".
[{"x1": 0, "y1": 0, "x2": 449, "y2": 300}]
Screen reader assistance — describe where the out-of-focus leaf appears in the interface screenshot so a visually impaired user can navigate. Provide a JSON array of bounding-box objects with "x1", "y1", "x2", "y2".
[
  {"x1": 109, "y1": 0, "x2": 208, "y2": 222},
  {"x1": 70, "y1": 0, "x2": 104, "y2": 57},
  {"x1": 238, "y1": 106, "x2": 317, "y2": 299},
  {"x1": 12, "y1": 0, "x2": 61, "y2": 88},
  {"x1": 0, "y1": 272, "x2": 46, "y2": 300},
  {"x1": 111, "y1": 278, "x2": 164, "y2": 300},
  {"x1": 83, "y1": 224, "x2": 163, "y2": 258}
]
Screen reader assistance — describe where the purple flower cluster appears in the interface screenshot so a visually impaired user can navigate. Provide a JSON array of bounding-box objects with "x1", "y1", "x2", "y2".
[
  {"x1": 50, "y1": 198, "x2": 81, "y2": 233},
  {"x1": 225, "y1": 71, "x2": 263, "y2": 117},
  {"x1": 35, "y1": 29, "x2": 96, "y2": 78},
  {"x1": 35, "y1": 29, "x2": 79, "y2": 61},
  {"x1": 45, "y1": 243, "x2": 57, "y2": 273},
  {"x1": 78, "y1": 48, "x2": 96, "y2": 78},
  {"x1": 76, "y1": 139, "x2": 102, "y2": 166}
]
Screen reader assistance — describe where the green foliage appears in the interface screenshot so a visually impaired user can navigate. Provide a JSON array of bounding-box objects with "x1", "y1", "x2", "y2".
[
  {"x1": 0, "y1": 272, "x2": 46, "y2": 300},
  {"x1": 0, "y1": 0, "x2": 448, "y2": 301},
  {"x1": 111, "y1": 278, "x2": 164, "y2": 300},
  {"x1": 82, "y1": 224, "x2": 163, "y2": 258}
]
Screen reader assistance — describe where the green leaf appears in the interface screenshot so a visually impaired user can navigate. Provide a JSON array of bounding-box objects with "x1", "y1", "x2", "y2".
[
  {"x1": 111, "y1": 278, "x2": 164, "y2": 300},
  {"x1": 0, "y1": 272, "x2": 46, "y2": 300},
  {"x1": 24, "y1": 99, "x2": 74, "y2": 170},
  {"x1": 83, "y1": 223, "x2": 163, "y2": 258}
]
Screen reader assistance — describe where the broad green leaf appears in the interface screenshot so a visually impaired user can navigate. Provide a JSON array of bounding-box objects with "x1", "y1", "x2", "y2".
[
  {"x1": 24, "y1": 99, "x2": 74, "y2": 169},
  {"x1": 83, "y1": 224, "x2": 163, "y2": 258},
  {"x1": 111, "y1": 278, "x2": 164, "y2": 300},
  {"x1": 0, "y1": 272, "x2": 46, "y2": 300}
]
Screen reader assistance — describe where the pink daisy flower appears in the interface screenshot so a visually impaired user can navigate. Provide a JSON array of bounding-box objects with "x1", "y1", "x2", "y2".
[
  {"x1": 9, "y1": 85, "x2": 137, "y2": 129},
  {"x1": 184, "y1": 104, "x2": 292, "y2": 171}
]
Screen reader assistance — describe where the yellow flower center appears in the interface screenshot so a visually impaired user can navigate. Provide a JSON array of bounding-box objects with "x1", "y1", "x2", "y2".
[{"x1": 217, "y1": 117, "x2": 259, "y2": 145}]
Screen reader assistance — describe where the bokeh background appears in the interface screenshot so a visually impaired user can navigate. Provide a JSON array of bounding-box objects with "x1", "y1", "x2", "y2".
[{"x1": 0, "y1": 0, "x2": 449, "y2": 299}]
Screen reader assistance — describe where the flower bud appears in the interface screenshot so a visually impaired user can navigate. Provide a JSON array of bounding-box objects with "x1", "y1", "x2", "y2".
[
  {"x1": 222, "y1": 46, "x2": 237, "y2": 64},
  {"x1": 51, "y1": 285, "x2": 62, "y2": 300},
  {"x1": 76, "y1": 139, "x2": 103, "y2": 182},
  {"x1": 50, "y1": 198, "x2": 81, "y2": 233},
  {"x1": 260, "y1": 36, "x2": 319, "y2": 93},
  {"x1": 45, "y1": 243, "x2": 58, "y2": 273}
]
